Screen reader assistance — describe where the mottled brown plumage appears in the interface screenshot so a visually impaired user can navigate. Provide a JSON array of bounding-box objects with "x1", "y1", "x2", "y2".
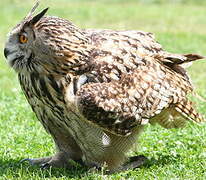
[{"x1": 4, "y1": 2, "x2": 205, "y2": 172}]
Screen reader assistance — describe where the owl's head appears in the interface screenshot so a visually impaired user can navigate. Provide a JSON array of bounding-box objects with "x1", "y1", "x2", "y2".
[
  {"x1": 4, "y1": 2, "x2": 50, "y2": 73},
  {"x1": 4, "y1": 2, "x2": 88, "y2": 74}
]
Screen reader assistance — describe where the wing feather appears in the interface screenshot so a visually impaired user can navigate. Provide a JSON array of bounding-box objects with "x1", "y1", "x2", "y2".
[
  {"x1": 62, "y1": 29, "x2": 205, "y2": 136},
  {"x1": 76, "y1": 55, "x2": 203, "y2": 136}
]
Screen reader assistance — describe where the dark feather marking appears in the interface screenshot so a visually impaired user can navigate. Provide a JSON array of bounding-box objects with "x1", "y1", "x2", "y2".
[
  {"x1": 27, "y1": 53, "x2": 33, "y2": 69},
  {"x1": 73, "y1": 77, "x2": 78, "y2": 95},
  {"x1": 48, "y1": 75, "x2": 62, "y2": 94},
  {"x1": 39, "y1": 77, "x2": 55, "y2": 104},
  {"x1": 30, "y1": 73, "x2": 41, "y2": 97}
]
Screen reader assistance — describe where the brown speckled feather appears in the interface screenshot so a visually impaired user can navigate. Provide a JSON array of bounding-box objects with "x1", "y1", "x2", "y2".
[
  {"x1": 76, "y1": 57, "x2": 203, "y2": 136},
  {"x1": 71, "y1": 30, "x2": 204, "y2": 136}
]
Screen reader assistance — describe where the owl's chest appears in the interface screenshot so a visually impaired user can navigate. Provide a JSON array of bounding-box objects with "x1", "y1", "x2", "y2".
[
  {"x1": 18, "y1": 73, "x2": 80, "y2": 128},
  {"x1": 18, "y1": 73, "x2": 110, "y2": 149}
]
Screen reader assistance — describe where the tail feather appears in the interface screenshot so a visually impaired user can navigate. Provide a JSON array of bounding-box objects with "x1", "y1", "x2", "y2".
[
  {"x1": 183, "y1": 54, "x2": 205, "y2": 63},
  {"x1": 175, "y1": 98, "x2": 205, "y2": 123},
  {"x1": 162, "y1": 53, "x2": 205, "y2": 65}
]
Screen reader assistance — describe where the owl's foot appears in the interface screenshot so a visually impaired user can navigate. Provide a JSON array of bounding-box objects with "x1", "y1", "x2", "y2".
[
  {"x1": 107, "y1": 155, "x2": 148, "y2": 174},
  {"x1": 122, "y1": 155, "x2": 148, "y2": 171},
  {"x1": 21, "y1": 151, "x2": 76, "y2": 169},
  {"x1": 20, "y1": 156, "x2": 52, "y2": 166}
]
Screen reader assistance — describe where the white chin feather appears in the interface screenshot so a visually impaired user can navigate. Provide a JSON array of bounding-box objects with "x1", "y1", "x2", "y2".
[{"x1": 7, "y1": 53, "x2": 17, "y2": 63}]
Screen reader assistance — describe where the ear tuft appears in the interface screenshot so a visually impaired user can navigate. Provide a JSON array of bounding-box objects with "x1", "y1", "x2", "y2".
[
  {"x1": 24, "y1": 1, "x2": 49, "y2": 26},
  {"x1": 30, "y1": 8, "x2": 49, "y2": 25}
]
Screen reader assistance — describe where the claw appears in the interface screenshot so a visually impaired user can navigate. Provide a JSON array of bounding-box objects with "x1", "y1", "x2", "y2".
[
  {"x1": 40, "y1": 162, "x2": 50, "y2": 169},
  {"x1": 129, "y1": 155, "x2": 148, "y2": 163},
  {"x1": 20, "y1": 158, "x2": 34, "y2": 165},
  {"x1": 18, "y1": 153, "x2": 71, "y2": 169},
  {"x1": 123, "y1": 155, "x2": 148, "y2": 171},
  {"x1": 107, "y1": 155, "x2": 148, "y2": 174},
  {"x1": 19, "y1": 156, "x2": 52, "y2": 167}
]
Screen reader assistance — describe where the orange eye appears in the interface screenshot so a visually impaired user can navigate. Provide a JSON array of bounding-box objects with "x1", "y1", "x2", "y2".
[{"x1": 19, "y1": 34, "x2": 28, "y2": 44}]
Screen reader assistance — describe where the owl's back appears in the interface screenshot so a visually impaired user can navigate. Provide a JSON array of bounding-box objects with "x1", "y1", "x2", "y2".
[{"x1": 74, "y1": 28, "x2": 205, "y2": 135}]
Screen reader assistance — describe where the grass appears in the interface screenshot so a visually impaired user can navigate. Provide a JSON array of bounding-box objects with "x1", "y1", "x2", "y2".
[{"x1": 0, "y1": 0, "x2": 206, "y2": 179}]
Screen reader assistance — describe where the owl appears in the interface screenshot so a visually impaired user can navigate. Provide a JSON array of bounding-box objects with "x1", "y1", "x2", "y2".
[{"x1": 4, "y1": 2, "x2": 205, "y2": 173}]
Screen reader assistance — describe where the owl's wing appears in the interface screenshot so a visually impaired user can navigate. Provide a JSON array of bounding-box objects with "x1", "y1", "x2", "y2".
[
  {"x1": 76, "y1": 56, "x2": 205, "y2": 136},
  {"x1": 84, "y1": 29, "x2": 204, "y2": 84}
]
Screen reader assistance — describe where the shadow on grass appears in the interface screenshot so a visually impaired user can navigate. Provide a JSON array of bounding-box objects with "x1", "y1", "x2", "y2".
[
  {"x1": 0, "y1": 154, "x2": 181, "y2": 177},
  {"x1": 0, "y1": 157, "x2": 88, "y2": 178}
]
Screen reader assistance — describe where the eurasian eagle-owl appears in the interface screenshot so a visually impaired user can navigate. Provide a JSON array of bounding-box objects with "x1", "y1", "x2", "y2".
[{"x1": 4, "y1": 2, "x2": 205, "y2": 173}]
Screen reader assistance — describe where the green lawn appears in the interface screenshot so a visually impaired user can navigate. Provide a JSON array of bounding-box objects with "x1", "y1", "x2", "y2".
[{"x1": 0, "y1": 0, "x2": 206, "y2": 179}]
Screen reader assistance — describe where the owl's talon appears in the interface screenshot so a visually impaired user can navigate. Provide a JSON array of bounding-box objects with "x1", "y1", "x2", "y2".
[
  {"x1": 20, "y1": 158, "x2": 33, "y2": 164},
  {"x1": 40, "y1": 162, "x2": 50, "y2": 169},
  {"x1": 123, "y1": 155, "x2": 148, "y2": 171},
  {"x1": 20, "y1": 157, "x2": 52, "y2": 166},
  {"x1": 107, "y1": 155, "x2": 148, "y2": 174}
]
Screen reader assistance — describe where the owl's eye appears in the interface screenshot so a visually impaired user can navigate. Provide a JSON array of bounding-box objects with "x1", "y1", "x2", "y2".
[{"x1": 19, "y1": 34, "x2": 28, "y2": 44}]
